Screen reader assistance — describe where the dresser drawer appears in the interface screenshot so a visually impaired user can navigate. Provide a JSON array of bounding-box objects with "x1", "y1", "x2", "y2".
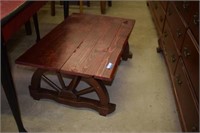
[
  {"x1": 181, "y1": 30, "x2": 199, "y2": 99},
  {"x1": 147, "y1": 1, "x2": 161, "y2": 36},
  {"x1": 163, "y1": 21, "x2": 179, "y2": 74},
  {"x1": 167, "y1": 2, "x2": 187, "y2": 50},
  {"x1": 174, "y1": 59, "x2": 199, "y2": 132},
  {"x1": 151, "y1": 1, "x2": 165, "y2": 35},
  {"x1": 160, "y1": 1, "x2": 168, "y2": 12},
  {"x1": 188, "y1": 2, "x2": 199, "y2": 43},
  {"x1": 174, "y1": 1, "x2": 194, "y2": 24}
]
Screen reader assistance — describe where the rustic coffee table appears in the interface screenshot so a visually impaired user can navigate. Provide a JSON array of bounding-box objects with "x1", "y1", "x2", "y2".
[{"x1": 16, "y1": 13, "x2": 135, "y2": 116}]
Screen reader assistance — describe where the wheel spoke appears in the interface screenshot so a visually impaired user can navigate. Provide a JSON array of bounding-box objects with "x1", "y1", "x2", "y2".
[{"x1": 76, "y1": 87, "x2": 94, "y2": 96}]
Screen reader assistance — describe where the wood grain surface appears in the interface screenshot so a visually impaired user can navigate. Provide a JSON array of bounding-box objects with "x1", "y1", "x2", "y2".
[{"x1": 16, "y1": 13, "x2": 135, "y2": 81}]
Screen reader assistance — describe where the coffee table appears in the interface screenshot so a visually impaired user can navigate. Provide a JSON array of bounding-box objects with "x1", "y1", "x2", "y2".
[{"x1": 16, "y1": 13, "x2": 135, "y2": 116}]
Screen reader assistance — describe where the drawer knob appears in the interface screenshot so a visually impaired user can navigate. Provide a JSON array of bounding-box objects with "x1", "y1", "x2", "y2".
[
  {"x1": 176, "y1": 76, "x2": 182, "y2": 85},
  {"x1": 163, "y1": 31, "x2": 168, "y2": 37},
  {"x1": 182, "y1": 1, "x2": 189, "y2": 10},
  {"x1": 171, "y1": 55, "x2": 176, "y2": 62},
  {"x1": 193, "y1": 14, "x2": 199, "y2": 25},
  {"x1": 183, "y1": 47, "x2": 191, "y2": 57},
  {"x1": 176, "y1": 29, "x2": 182, "y2": 38},
  {"x1": 192, "y1": 126, "x2": 198, "y2": 132}
]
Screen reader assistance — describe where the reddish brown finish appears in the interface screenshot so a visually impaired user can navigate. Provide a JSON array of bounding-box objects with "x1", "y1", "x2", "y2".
[
  {"x1": 174, "y1": 1, "x2": 194, "y2": 24},
  {"x1": 17, "y1": 14, "x2": 98, "y2": 71},
  {"x1": 148, "y1": 1, "x2": 199, "y2": 132},
  {"x1": 162, "y1": 21, "x2": 179, "y2": 74},
  {"x1": 1, "y1": 1, "x2": 47, "y2": 43},
  {"x1": 181, "y1": 30, "x2": 199, "y2": 99},
  {"x1": 160, "y1": 1, "x2": 168, "y2": 11},
  {"x1": 188, "y1": 2, "x2": 199, "y2": 43},
  {"x1": 173, "y1": 59, "x2": 199, "y2": 132},
  {"x1": 0, "y1": 1, "x2": 26, "y2": 20},
  {"x1": 16, "y1": 13, "x2": 134, "y2": 115},
  {"x1": 147, "y1": 1, "x2": 165, "y2": 37},
  {"x1": 17, "y1": 13, "x2": 135, "y2": 81},
  {"x1": 29, "y1": 69, "x2": 116, "y2": 116},
  {"x1": 166, "y1": 2, "x2": 187, "y2": 50}
]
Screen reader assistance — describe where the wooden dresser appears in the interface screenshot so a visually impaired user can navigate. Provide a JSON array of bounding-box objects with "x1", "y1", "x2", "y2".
[{"x1": 147, "y1": 1, "x2": 199, "y2": 132}]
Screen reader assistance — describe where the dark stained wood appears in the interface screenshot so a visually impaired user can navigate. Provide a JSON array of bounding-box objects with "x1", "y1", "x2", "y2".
[
  {"x1": 166, "y1": 2, "x2": 187, "y2": 50},
  {"x1": 148, "y1": 1, "x2": 199, "y2": 131},
  {"x1": 1, "y1": 1, "x2": 47, "y2": 43},
  {"x1": 61, "y1": 14, "x2": 134, "y2": 81},
  {"x1": 188, "y1": 2, "x2": 199, "y2": 43},
  {"x1": 16, "y1": 14, "x2": 99, "y2": 71},
  {"x1": 29, "y1": 69, "x2": 116, "y2": 116},
  {"x1": 16, "y1": 13, "x2": 134, "y2": 116},
  {"x1": 173, "y1": 59, "x2": 199, "y2": 132},
  {"x1": 181, "y1": 30, "x2": 199, "y2": 99},
  {"x1": 17, "y1": 13, "x2": 135, "y2": 81},
  {"x1": 51, "y1": 1, "x2": 55, "y2": 16}
]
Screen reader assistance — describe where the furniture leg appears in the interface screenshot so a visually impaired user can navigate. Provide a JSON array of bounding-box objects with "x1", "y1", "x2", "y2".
[
  {"x1": 157, "y1": 38, "x2": 163, "y2": 53},
  {"x1": 100, "y1": 1, "x2": 106, "y2": 14},
  {"x1": 63, "y1": 1, "x2": 69, "y2": 19},
  {"x1": 24, "y1": 20, "x2": 32, "y2": 35},
  {"x1": 87, "y1": 1, "x2": 90, "y2": 7},
  {"x1": 122, "y1": 42, "x2": 133, "y2": 61},
  {"x1": 32, "y1": 13, "x2": 40, "y2": 42},
  {"x1": 79, "y1": 0, "x2": 83, "y2": 13},
  {"x1": 29, "y1": 69, "x2": 115, "y2": 116},
  {"x1": 1, "y1": 40, "x2": 27, "y2": 132},
  {"x1": 108, "y1": 1, "x2": 112, "y2": 7},
  {"x1": 51, "y1": 1, "x2": 55, "y2": 16}
]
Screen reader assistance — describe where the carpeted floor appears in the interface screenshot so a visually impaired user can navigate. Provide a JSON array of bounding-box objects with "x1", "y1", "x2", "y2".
[{"x1": 1, "y1": 1, "x2": 182, "y2": 132}]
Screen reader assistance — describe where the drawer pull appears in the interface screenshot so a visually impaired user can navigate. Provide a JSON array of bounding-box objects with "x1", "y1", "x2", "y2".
[
  {"x1": 163, "y1": 31, "x2": 168, "y2": 37},
  {"x1": 192, "y1": 126, "x2": 198, "y2": 132},
  {"x1": 182, "y1": 1, "x2": 189, "y2": 10},
  {"x1": 183, "y1": 47, "x2": 191, "y2": 57},
  {"x1": 176, "y1": 29, "x2": 182, "y2": 38},
  {"x1": 193, "y1": 14, "x2": 199, "y2": 25},
  {"x1": 176, "y1": 76, "x2": 182, "y2": 85},
  {"x1": 171, "y1": 55, "x2": 176, "y2": 62}
]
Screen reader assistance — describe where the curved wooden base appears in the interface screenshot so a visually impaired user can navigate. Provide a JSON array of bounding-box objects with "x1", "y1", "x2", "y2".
[{"x1": 29, "y1": 69, "x2": 116, "y2": 116}]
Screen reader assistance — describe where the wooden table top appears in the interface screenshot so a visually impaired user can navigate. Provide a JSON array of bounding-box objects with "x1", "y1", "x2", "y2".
[
  {"x1": 0, "y1": 1, "x2": 30, "y2": 24},
  {"x1": 16, "y1": 13, "x2": 135, "y2": 81}
]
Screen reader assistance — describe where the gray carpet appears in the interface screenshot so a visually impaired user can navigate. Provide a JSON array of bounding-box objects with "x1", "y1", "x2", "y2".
[{"x1": 1, "y1": 1, "x2": 182, "y2": 132}]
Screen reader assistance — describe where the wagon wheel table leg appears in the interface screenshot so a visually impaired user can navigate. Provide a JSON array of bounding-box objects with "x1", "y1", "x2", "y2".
[{"x1": 29, "y1": 69, "x2": 115, "y2": 116}]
